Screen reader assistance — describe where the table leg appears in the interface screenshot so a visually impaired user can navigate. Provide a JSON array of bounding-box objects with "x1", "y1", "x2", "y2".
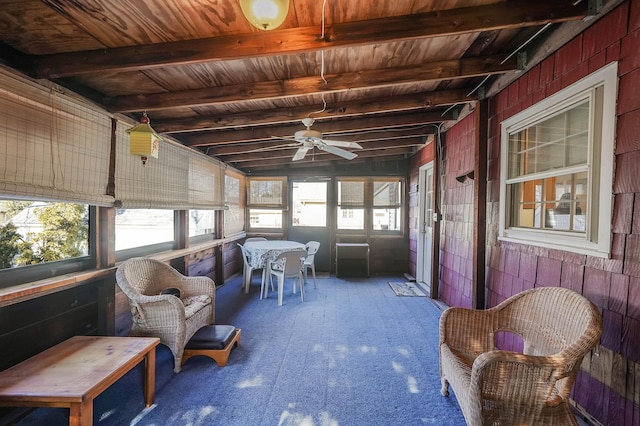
[
  {"x1": 69, "y1": 399, "x2": 92, "y2": 426},
  {"x1": 144, "y1": 348, "x2": 156, "y2": 408}
]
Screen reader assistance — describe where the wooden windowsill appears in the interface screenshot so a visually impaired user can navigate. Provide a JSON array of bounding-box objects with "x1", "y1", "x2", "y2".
[
  {"x1": 0, "y1": 268, "x2": 115, "y2": 308},
  {"x1": 0, "y1": 234, "x2": 246, "y2": 308},
  {"x1": 148, "y1": 234, "x2": 244, "y2": 263}
]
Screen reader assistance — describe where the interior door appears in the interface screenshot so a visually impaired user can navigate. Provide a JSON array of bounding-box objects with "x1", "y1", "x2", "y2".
[
  {"x1": 417, "y1": 163, "x2": 434, "y2": 291},
  {"x1": 287, "y1": 180, "x2": 330, "y2": 273}
]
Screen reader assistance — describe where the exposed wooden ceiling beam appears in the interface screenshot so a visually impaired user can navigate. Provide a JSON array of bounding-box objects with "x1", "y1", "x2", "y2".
[
  {"x1": 208, "y1": 134, "x2": 428, "y2": 156},
  {"x1": 155, "y1": 89, "x2": 475, "y2": 133},
  {"x1": 216, "y1": 137, "x2": 425, "y2": 163},
  {"x1": 227, "y1": 147, "x2": 415, "y2": 170},
  {"x1": 106, "y1": 55, "x2": 512, "y2": 113},
  {"x1": 239, "y1": 154, "x2": 412, "y2": 173},
  {"x1": 32, "y1": 0, "x2": 588, "y2": 78},
  {"x1": 184, "y1": 110, "x2": 449, "y2": 146}
]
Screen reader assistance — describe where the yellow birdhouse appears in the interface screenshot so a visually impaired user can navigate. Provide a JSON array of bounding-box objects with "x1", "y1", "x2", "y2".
[{"x1": 127, "y1": 113, "x2": 161, "y2": 165}]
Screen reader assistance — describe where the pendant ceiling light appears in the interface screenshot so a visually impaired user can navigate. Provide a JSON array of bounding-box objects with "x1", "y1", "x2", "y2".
[
  {"x1": 127, "y1": 112, "x2": 161, "y2": 166},
  {"x1": 240, "y1": 0, "x2": 289, "y2": 31}
]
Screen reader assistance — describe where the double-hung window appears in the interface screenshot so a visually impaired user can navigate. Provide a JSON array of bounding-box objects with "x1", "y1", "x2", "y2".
[
  {"x1": 336, "y1": 177, "x2": 403, "y2": 234},
  {"x1": 373, "y1": 179, "x2": 402, "y2": 232},
  {"x1": 337, "y1": 179, "x2": 365, "y2": 230},
  {"x1": 499, "y1": 63, "x2": 617, "y2": 257},
  {"x1": 247, "y1": 177, "x2": 286, "y2": 230}
]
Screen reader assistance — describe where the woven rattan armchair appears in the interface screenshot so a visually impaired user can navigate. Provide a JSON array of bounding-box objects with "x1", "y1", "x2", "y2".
[
  {"x1": 439, "y1": 287, "x2": 602, "y2": 425},
  {"x1": 116, "y1": 257, "x2": 216, "y2": 373}
]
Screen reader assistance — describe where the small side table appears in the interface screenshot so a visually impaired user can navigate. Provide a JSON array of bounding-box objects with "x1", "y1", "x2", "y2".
[
  {"x1": 335, "y1": 243, "x2": 370, "y2": 277},
  {"x1": 0, "y1": 336, "x2": 159, "y2": 426}
]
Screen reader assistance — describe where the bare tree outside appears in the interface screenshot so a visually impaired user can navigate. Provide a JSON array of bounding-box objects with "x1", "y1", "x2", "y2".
[{"x1": 0, "y1": 201, "x2": 88, "y2": 268}]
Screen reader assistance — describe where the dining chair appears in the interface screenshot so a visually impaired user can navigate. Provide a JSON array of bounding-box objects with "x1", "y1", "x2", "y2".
[
  {"x1": 264, "y1": 249, "x2": 307, "y2": 306},
  {"x1": 238, "y1": 243, "x2": 261, "y2": 294},
  {"x1": 302, "y1": 241, "x2": 321, "y2": 288}
]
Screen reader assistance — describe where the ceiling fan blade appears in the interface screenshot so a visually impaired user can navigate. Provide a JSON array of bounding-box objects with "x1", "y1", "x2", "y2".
[
  {"x1": 321, "y1": 139, "x2": 363, "y2": 149},
  {"x1": 292, "y1": 147, "x2": 310, "y2": 161},
  {"x1": 318, "y1": 144, "x2": 358, "y2": 160}
]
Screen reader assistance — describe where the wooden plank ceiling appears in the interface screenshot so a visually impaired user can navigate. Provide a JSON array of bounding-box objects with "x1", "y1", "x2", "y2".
[{"x1": 0, "y1": 0, "x2": 597, "y2": 174}]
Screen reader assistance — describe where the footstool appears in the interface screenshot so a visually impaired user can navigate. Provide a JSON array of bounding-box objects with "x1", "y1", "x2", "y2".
[{"x1": 181, "y1": 325, "x2": 241, "y2": 367}]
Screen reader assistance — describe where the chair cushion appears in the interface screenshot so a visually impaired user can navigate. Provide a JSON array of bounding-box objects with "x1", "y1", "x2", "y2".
[
  {"x1": 185, "y1": 325, "x2": 238, "y2": 350},
  {"x1": 161, "y1": 287, "x2": 181, "y2": 297},
  {"x1": 182, "y1": 295, "x2": 212, "y2": 319}
]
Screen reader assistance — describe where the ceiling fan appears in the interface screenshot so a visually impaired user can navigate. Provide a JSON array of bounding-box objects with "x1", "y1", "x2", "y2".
[{"x1": 277, "y1": 117, "x2": 363, "y2": 161}]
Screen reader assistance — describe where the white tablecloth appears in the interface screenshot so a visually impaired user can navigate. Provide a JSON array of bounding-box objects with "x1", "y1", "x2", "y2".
[{"x1": 244, "y1": 240, "x2": 305, "y2": 269}]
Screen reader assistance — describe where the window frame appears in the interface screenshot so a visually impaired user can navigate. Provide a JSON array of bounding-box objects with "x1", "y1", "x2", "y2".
[
  {"x1": 246, "y1": 177, "x2": 287, "y2": 231},
  {"x1": 0, "y1": 204, "x2": 96, "y2": 288},
  {"x1": 498, "y1": 62, "x2": 617, "y2": 257},
  {"x1": 188, "y1": 208, "x2": 218, "y2": 242},
  {"x1": 336, "y1": 177, "x2": 404, "y2": 235},
  {"x1": 336, "y1": 178, "x2": 366, "y2": 232},
  {"x1": 114, "y1": 209, "x2": 178, "y2": 262},
  {"x1": 372, "y1": 178, "x2": 403, "y2": 234}
]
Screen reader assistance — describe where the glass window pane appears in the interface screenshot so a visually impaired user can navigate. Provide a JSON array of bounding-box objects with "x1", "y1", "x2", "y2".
[
  {"x1": 292, "y1": 182, "x2": 326, "y2": 227},
  {"x1": 337, "y1": 207, "x2": 364, "y2": 230},
  {"x1": 373, "y1": 208, "x2": 401, "y2": 231},
  {"x1": 248, "y1": 179, "x2": 284, "y2": 206},
  {"x1": 115, "y1": 209, "x2": 174, "y2": 250},
  {"x1": 224, "y1": 173, "x2": 245, "y2": 236},
  {"x1": 338, "y1": 181, "x2": 365, "y2": 206},
  {"x1": 373, "y1": 180, "x2": 401, "y2": 206},
  {"x1": 508, "y1": 99, "x2": 589, "y2": 178},
  {"x1": 507, "y1": 172, "x2": 587, "y2": 233},
  {"x1": 226, "y1": 175, "x2": 240, "y2": 204},
  {"x1": 249, "y1": 209, "x2": 282, "y2": 228},
  {"x1": 0, "y1": 200, "x2": 89, "y2": 269},
  {"x1": 566, "y1": 133, "x2": 589, "y2": 166},
  {"x1": 189, "y1": 210, "x2": 216, "y2": 237},
  {"x1": 551, "y1": 172, "x2": 587, "y2": 232}
]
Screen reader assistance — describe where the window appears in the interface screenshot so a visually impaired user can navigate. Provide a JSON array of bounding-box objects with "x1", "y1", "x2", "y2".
[
  {"x1": 292, "y1": 181, "x2": 327, "y2": 227},
  {"x1": 115, "y1": 209, "x2": 175, "y2": 251},
  {"x1": 224, "y1": 171, "x2": 245, "y2": 237},
  {"x1": 247, "y1": 177, "x2": 286, "y2": 230},
  {"x1": 499, "y1": 63, "x2": 617, "y2": 257},
  {"x1": 337, "y1": 179, "x2": 365, "y2": 230},
  {"x1": 189, "y1": 209, "x2": 216, "y2": 238},
  {"x1": 373, "y1": 179, "x2": 402, "y2": 231},
  {"x1": 0, "y1": 199, "x2": 94, "y2": 287},
  {"x1": 337, "y1": 177, "x2": 404, "y2": 233},
  {"x1": 0, "y1": 200, "x2": 89, "y2": 269}
]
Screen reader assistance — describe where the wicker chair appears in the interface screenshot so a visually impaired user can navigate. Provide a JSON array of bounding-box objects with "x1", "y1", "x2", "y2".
[
  {"x1": 116, "y1": 257, "x2": 216, "y2": 373},
  {"x1": 439, "y1": 287, "x2": 602, "y2": 425}
]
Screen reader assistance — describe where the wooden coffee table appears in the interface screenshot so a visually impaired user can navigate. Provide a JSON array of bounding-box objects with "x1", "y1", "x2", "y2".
[{"x1": 0, "y1": 336, "x2": 160, "y2": 426}]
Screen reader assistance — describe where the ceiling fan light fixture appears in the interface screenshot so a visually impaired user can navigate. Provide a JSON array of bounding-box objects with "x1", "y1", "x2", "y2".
[{"x1": 240, "y1": 0, "x2": 289, "y2": 31}]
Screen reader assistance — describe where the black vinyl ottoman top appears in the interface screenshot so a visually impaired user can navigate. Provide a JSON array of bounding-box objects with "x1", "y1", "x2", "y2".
[{"x1": 185, "y1": 325, "x2": 237, "y2": 350}]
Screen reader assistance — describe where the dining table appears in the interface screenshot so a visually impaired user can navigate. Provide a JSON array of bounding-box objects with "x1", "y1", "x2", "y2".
[{"x1": 243, "y1": 240, "x2": 306, "y2": 294}]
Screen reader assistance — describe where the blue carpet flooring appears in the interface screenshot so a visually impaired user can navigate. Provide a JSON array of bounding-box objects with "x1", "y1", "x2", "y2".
[{"x1": 13, "y1": 275, "x2": 465, "y2": 426}]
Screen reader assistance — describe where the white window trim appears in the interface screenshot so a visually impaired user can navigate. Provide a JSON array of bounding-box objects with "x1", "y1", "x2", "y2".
[{"x1": 499, "y1": 62, "x2": 617, "y2": 258}]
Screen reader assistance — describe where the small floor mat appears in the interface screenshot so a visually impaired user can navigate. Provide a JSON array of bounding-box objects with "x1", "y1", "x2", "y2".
[{"x1": 388, "y1": 281, "x2": 428, "y2": 297}]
